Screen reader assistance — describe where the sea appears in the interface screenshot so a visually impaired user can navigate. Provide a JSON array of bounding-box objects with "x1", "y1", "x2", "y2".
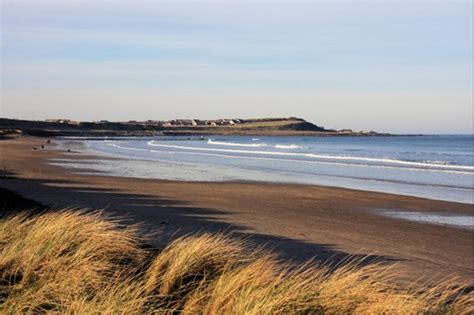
[{"x1": 54, "y1": 135, "x2": 474, "y2": 204}]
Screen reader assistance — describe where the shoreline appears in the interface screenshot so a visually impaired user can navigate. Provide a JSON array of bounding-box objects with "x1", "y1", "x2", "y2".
[
  {"x1": 55, "y1": 136, "x2": 474, "y2": 205},
  {"x1": 0, "y1": 135, "x2": 473, "y2": 286},
  {"x1": 50, "y1": 161, "x2": 474, "y2": 207}
]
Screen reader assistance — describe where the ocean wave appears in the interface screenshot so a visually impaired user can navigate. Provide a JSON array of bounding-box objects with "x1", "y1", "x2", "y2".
[
  {"x1": 147, "y1": 141, "x2": 474, "y2": 173},
  {"x1": 423, "y1": 160, "x2": 451, "y2": 165},
  {"x1": 208, "y1": 139, "x2": 302, "y2": 149},
  {"x1": 207, "y1": 139, "x2": 268, "y2": 147},
  {"x1": 400, "y1": 150, "x2": 473, "y2": 157},
  {"x1": 94, "y1": 141, "x2": 474, "y2": 176},
  {"x1": 108, "y1": 143, "x2": 145, "y2": 151},
  {"x1": 157, "y1": 149, "x2": 474, "y2": 178},
  {"x1": 275, "y1": 144, "x2": 303, "y2": 149}
]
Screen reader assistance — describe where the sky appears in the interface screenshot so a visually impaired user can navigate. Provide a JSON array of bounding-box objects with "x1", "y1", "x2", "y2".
[{"x1": 0, "y1": 1, "x2": 472, "y2": 134}]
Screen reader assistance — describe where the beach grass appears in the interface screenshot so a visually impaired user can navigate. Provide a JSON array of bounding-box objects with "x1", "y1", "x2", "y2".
[{"x1": 0, "y1": 210, "x2": 472, "y2": 314}]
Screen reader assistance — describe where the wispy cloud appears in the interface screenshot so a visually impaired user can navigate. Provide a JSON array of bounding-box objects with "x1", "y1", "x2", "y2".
[{"x1": 0, "y1": 1, "x2": 472, "y2": 133}]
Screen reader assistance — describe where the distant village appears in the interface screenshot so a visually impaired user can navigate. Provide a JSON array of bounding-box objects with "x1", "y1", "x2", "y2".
[
  {"x1": 43, "y1": 118, "x2": 378, "y2": 135},
  {"x1": 45, "y1": 118, "x2": 244, "y2": 127}
]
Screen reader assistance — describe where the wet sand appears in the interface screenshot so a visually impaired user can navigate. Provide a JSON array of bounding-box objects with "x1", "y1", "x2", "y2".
[{"x1": 0, "y1": 136, "x2": 473, "y2": 285}]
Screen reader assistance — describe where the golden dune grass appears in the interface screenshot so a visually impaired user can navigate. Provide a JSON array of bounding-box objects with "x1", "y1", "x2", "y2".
[{"x1": 0, "y1": 210, "x2": 472, "y2": 314}]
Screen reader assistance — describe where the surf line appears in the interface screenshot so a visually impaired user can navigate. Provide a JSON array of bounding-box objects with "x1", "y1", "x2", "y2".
[{"x1": 147, "y1": 141, "x2": 474, "y2": 173}]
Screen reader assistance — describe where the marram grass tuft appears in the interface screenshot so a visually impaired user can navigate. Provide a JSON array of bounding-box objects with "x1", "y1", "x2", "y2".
[{"x1": 0, "y1": 210, "x2": 472, "y2": 314}]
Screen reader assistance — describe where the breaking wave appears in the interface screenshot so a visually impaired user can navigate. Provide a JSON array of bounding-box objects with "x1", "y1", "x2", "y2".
[
  {"x1": 207, "y1": 139, "x2": 268, "y2": 147},
  {"x1": 146, "y1": 141, "x2": 474, "y2": 174}
]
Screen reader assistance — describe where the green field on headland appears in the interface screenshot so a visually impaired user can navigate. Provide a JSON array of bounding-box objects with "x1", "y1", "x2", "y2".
[{"x1": 0, "y1": 117, "x2": 387, "y2": 137}]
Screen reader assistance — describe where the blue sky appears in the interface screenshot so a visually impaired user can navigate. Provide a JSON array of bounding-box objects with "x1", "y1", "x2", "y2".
[{"x1": 1, "y1": 1, "x2": 472, "y2": 133}]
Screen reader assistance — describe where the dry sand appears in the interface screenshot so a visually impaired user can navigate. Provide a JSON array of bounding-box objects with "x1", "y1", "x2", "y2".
[{"x1": 0, "y1": 136, "x2": 472, "y2": 285}]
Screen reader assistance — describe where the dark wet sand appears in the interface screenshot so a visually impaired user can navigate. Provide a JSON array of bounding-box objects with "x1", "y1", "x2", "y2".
[{"x1": 0, "y1": 136, "x2": 473, "y2": 286}]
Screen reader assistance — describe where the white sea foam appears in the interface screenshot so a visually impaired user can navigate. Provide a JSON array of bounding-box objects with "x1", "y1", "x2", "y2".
[
  {"x1": 207, "y1": 139, "x2": 268, "y2": 147},
  {"x1": 146, "y1": 141, "x2": 474, "y2": 173},
  {"x1": 377, "y1": 210, "x2": 474, "y2": 230},
  {"x1": 275, "y1": 144, "x2": 303, "y2": 149},
  {"x1": 424, "y1": 160, "x2": 450, "y2": 165},
  {"x1": 103, "y1": 141, "x2": 472, "y2": 177},
  {"x1": 108, "y1": 143, "x2": 145, "y2": 151}
]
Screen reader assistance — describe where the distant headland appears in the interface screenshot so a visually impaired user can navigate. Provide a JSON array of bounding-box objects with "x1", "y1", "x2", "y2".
[{"x1": 0, "y1": 117, "x2": 389, "y2": 138}]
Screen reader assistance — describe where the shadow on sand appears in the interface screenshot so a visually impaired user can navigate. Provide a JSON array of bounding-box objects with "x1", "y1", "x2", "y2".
[{"x1": 0, "y1": 175, "x2": 400, "y2": 270}]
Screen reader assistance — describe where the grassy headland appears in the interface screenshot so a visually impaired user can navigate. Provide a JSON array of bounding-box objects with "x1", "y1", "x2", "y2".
[
  {"x1": 1, "y1": 209, "x2": 472, "y2": 314},
  {"x1": 0, "y1": 117, "x2": 387, "y2": 137}
]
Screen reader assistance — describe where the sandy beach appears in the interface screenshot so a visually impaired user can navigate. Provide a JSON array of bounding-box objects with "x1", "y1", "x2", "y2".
[{"x1": 1, "y1": 136, "x2": 473, "y2": 285}]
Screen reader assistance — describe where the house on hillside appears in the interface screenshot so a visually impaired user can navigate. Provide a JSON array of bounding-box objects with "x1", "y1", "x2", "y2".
[{"x1": 46, "y1": 119, "x2": 71, "y2": 124}]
